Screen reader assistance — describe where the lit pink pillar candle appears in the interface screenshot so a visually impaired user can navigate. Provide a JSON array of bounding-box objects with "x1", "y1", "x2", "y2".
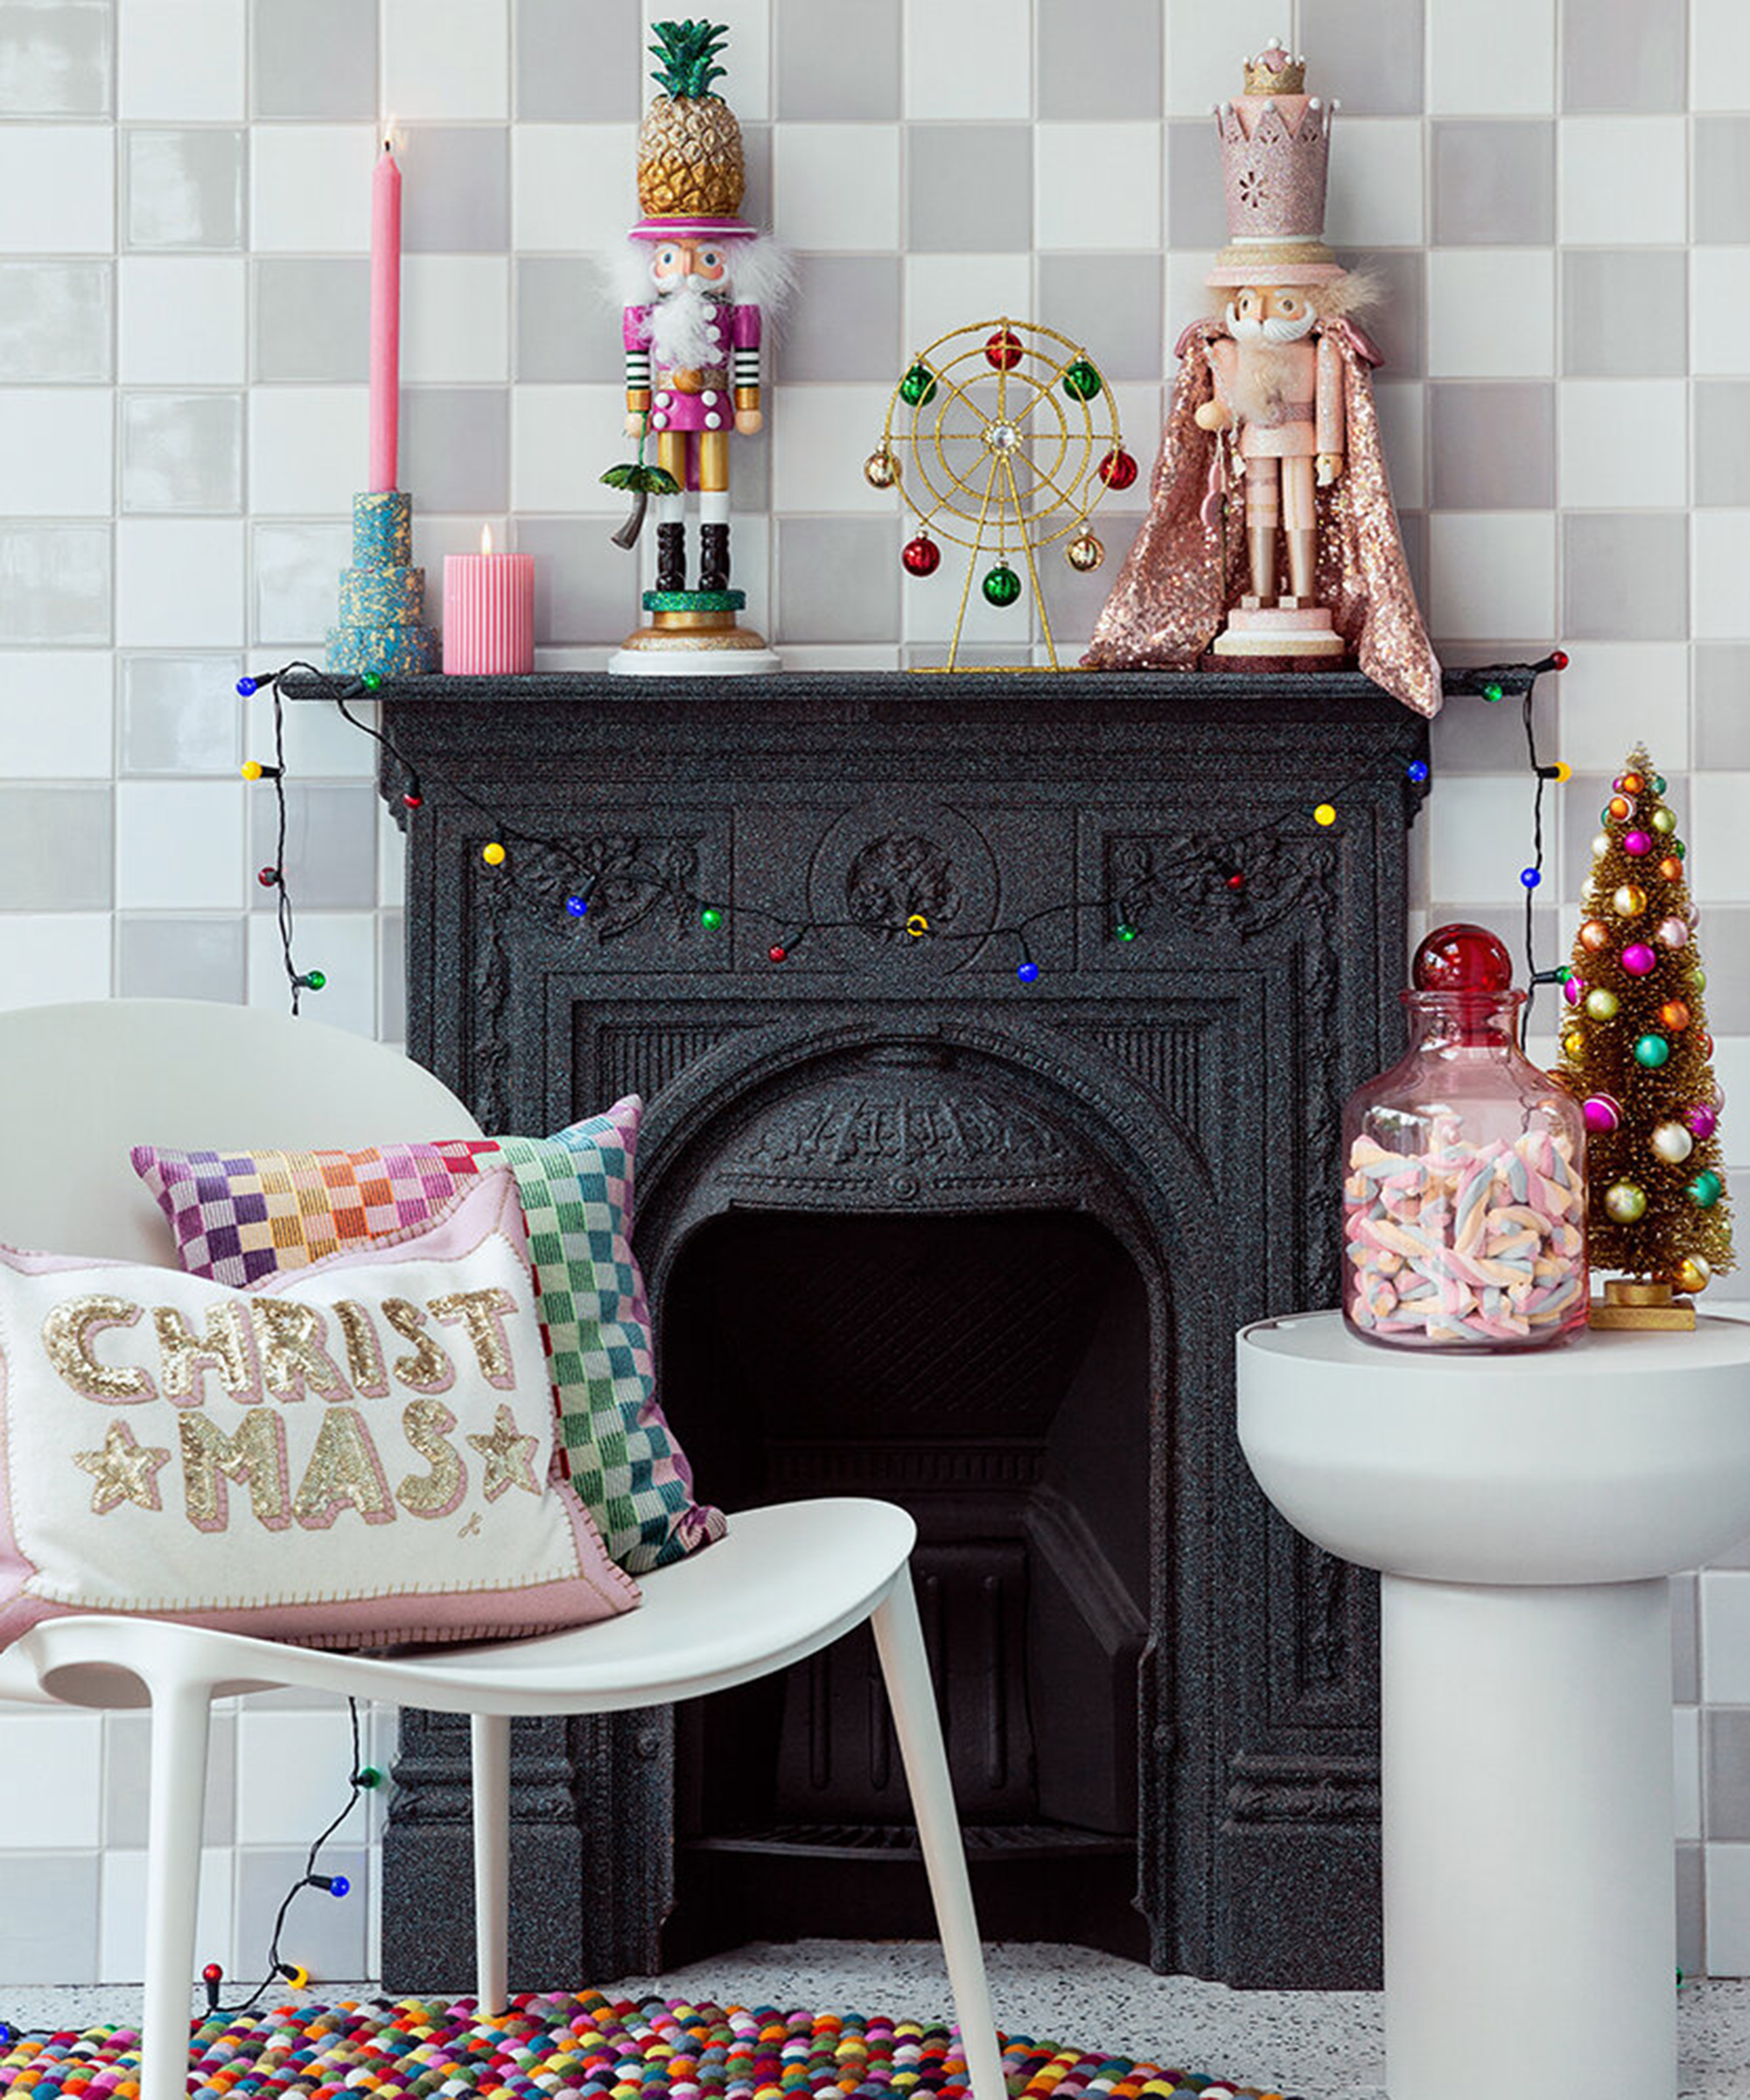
[
  {"x1": 368, "y1": 138, "x2": 402, "y2": 493},
  {"x1": 444, "y1": 528, "x2": 536, "y2": 674}
]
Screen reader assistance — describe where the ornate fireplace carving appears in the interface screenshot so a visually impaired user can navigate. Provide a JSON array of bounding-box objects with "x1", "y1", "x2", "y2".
[{"x1": 346, "y1": 666, "x2": 1439, "y2": 1993}]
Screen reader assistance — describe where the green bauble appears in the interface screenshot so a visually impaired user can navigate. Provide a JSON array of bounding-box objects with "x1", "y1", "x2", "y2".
[
  {"x1": 900, "y1": 362, "x2": 937, "y2": 406},
  {"x1": 982, "y1": 563, "x2": 1021, "y2": 607},
  {"x1": 1653, "y1": 808, "x2": 1676, "y2": 834},
  {"x1": 1061, "y1": 359, "x2": 1102, "y2": 401},
  {"x1": 1634, "y1": 1032, "x2": 1671, "y2": 1068},
  {"x1": 1690, "y1": 1170, "x2": 1724, "y2": 1209}
]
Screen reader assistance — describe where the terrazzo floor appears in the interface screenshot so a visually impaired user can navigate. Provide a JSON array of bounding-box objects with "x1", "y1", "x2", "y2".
[{"x1": 5, "y1": 1942, "x2": 1750, "y2": 2099}]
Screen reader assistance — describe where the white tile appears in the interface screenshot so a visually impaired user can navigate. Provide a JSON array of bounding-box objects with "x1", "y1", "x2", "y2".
[
  {"x1": 1690, "y1": 771, "x2": 1750, "y2": 906},
  {"x1": 1428, "y1": 249, "x2": 1555, "y2": 377},
  {"x1": 116, "y1": 519, "x2": 247, "y2": 647},
  {"x1": 1695, "y1": 251, "x2": 1750, "y2": 379},
  {"x1": 1036, "y1": 123, "x2": 1160, "y2": 251},
  {"x1": 246, "y1": 909, "x2": 378, "y2": 1037},
  {"x1": 0, "y1": 1711, "x2": 104, "y2": 1845},
  {"x1": 234, "y1": 1707, "x2": 364, "y2": 1842},
  {"x1": 1558, "y1": 117, "x2": 1687, "y2": 246},
  {"x1": 906, "y1": 254, "x2": 1036, "y2": 357},
  {"x1": 1696, "y1": 513, "x2": 1750, "y2": 641},
  {"x1": 1558, "y1": 380, "x2": 1687, "y2": 509},
  {"x1": 1551, "y1": 642, "x2": 1690, "y2": 771},
  {"x1": 1427, "y1": 510, "x2": 1557, "y2": 640},
  {"x1": 402, "y1": 256, "x2": 509, "y2": 384},
  {"x1": 512, "y1": 386, "x2": 621, "y2": 514},
  {"x1": 772, "y1": 384, "x2": 899, "y2": 513},
  {"x1": 0, "y1": 391, "x2": 115, "y2": 517},
  {"x1": 1326, "y1": 120, "x2": 1424, "y2": 248},
  {"x1": 642, "y1": 0, "x2": 771, "y2": 122},
  {"x1": 903, "y1": 0, "x2": 1030, "y2": 119},
  {"x1": 101, "y1": 1847, "x2": 234, "y2": 1981},
  {"x1": 1101, "y1": 382, "x2": 1163, "y2": 516},
  {"x1": 248, "y1": 388, "x2": 368, "y2": 516},
  {"x1": 383, "y1": 0, "x2": 508, "y2": 121},
  {"x1": 251, "y1": 125, "x2": 376, "y2": 253},
  {"x1": 0, "y1": 651, "x2": 113, "y2": 775},
  {"x1": 512, "y1": 124, "x2": 638, "y2": 254},
  {"x1": 0, "y1": 126, "x2": 115, "y2": 251},
  {"x1": 780, "y1": 644, "x2": 903, "y2": 670},
  {"x1": 1428, "y1": 0, "x2": 1555, "y2": 114},
  {"x1": 1374, "y1": 381, "x2": 1427, "y2": 511},
  {"x1": 1165, "y1": 0, "x2": 1279, "y2": 116},
  {"x1": 119, "y1": 257, "x2": 247, "y2": 385},
  {"x1": 119, "y1": 0, "x2": 245, "y2": 119},
  {"x1": 0, "y1": 914, "x2": 112, "y2": 1007},
  {"x1": 1694, "y1": 0, "x2": 1747, "y2": 112},
  {"x1": 1424, "y1": 775, "x2": 1540, "y2": 903},
  {"x1": 116, "y1": 779, "x2": 244, "y2": 908},
  {"x1": 774, "y1": 126, "x2": 900, "y2": 250},
  {"x1": 1707, "y1": 1842, "x2": 1750, "y2": 1976},
  {"x1": 1703, "y1": 1570, "x2": 1750, "y2": 1700},
  {"x1": 1676, "y1": 1703, "x2": 1702, "y2": 1841}
]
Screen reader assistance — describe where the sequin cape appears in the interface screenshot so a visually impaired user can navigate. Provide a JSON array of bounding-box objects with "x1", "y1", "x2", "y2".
[{"x1": 1082, "y1": 318, "x2": 1441, "y2": 718}]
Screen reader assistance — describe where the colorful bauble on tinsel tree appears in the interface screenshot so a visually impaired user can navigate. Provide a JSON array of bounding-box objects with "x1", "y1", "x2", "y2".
[{"x1": 1554, "y1": 743, "x2": 1733, "y2": 1326}]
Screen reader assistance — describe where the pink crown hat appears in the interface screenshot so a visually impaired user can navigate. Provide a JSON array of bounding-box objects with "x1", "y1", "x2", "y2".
[
  {"x1": 628, "y1": 212, "x2": 759, "y2": 242},
  {"x1": 1206, "y1": 39, "x2": 1346, "y2": 288}
]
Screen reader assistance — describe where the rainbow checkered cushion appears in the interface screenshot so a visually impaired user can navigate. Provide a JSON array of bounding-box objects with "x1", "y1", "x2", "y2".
[{"x1": 131, "y1": 1099, "x2": 724, "y2": 1574}]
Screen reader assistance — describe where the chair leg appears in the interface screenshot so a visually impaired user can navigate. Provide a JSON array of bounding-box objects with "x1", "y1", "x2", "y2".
[
  {"x1": 141, "y1": 1681, "x2": 214, "y2": 2100},
  {"x1": 472, "y1": 1712, "x2": 511, "y2": 2015},
  {"x1": 870, "y1": 1570, "x2": 1005, "y2": 2100}
]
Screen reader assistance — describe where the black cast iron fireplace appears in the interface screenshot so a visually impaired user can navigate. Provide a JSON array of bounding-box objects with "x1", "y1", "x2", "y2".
[{"x1": 330, "y1": 665, "x2": 1495, "y2": 1992}]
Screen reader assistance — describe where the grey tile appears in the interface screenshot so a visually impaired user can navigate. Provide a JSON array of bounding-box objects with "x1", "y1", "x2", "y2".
[
  {"x1": 250, "y1": 782, "x2": 379, "y2": 909},
  {"x1": 1430, "y1": 382, "x2": 1553, "y2": 509},
  {"x1": 1562, "y1": 0, "x2": 1686, "y2": 112},
  {"x1": 778, "y1": 517, "x2": 898, "y2": 643},
  {"x1": 0, "y1": 260, "x2": 112, "y2": 381},
  {"x1": 1559, "y1": 769, "x2": 1614, "y2": 900},
  {"x1": 251, "y1": 0, "x2": 374, "y2": 118},
  {"x1": 1432, "y1": 121, "x2": 1554, "y2": 246},
  {"x1": 0, "y1": 785, "x2": 112, "y2": 906},
  {"x1": 125, "y1": 128, "x2": 245, "y2": 249},
  {"x1": 1696, "y1": 382, "x2": 1750, "y2": 508},
  {"x1": 516, "y1": 256, "x2": 616, "y2": 383},
  {"x1": 739, "y1": 122, "x2": 774, "y2": 234},
  {"x1": 1696, "y1": 646, "x2": 1750, "y2": 769},
  {"x1": 402, "y1": 127, "x2": 509, "y2": 253},
  {"x1": 380, "y1": 910, "x2": 405, "y2": 1041},
  {"x1": 1398, "y1": 508, "x2": 1428, "y2": 608},
  {"x1": 1696, "y1": 117, "x2": 1750, "y2": 245},
  {"x1": 1710, "y1": 1516, "x2": 1750, "y2": 1570},
  {"x1": 254, "y1": 256, "x2": 370, "y2": 382},
  {"x1": 517, "y1": 0, "x2": 640, "y2": 121},
  {"x1": 0, "y1": 525, "x2": 111, "y2": 644},
  {"x1": 774, "y1": 256, "x2": 901, "y2": 381},
  {"x1": 1166, "y1": 117, "x2": 1228, "y2": 251},
  {"x1": 1562, "y1": 513, "x2": 1688, "y2": 640},
  {"x1": 1675, "y1": 1572, "x2": 1701, "y2": 1702},
  {"x1": 400, "y1": 388, "x2": 509, "y2": 514},
  {"x1": 251, "y1": 519, "x2": 349, "y2": 647},
  {"x1": 0, "y1": 1854, "x2": 99, "y2": 1982},
  {"x1": 1356, "y1": 248, "x2": 1426, "y2": 379},
  {"x1": 235, "y1": 1845, "x2": 368, "y2": 1974},
  {"x1": 1689, "y1": 910, "x2": 1750, "y2": 1032},
  {"x1": 1430, "y1": 675, "x2": 1558, "y2": 771},
  {"x1": 1039, "y1": 0, "x2": 1160, "y2": 120},
  {"x1": 1048, "y1": 543, "x2": 1127, "y2": 654},
  {"x1": 908, "y1": 126, "x2": 1032, "y2": 253},
  {"x1": 1676, "y1": 1842, "x2": 1704, "y2": 1977},
  {"x1": 500, "y1": 515, "x2": 640, "y2": 646},
  {"x1": 120, "y1": 653, "x2": 242, "y2": 774},
  {"x1": 1562, "y1": 250, "x2": 1687, "y2": 377},
  {"x1": 1300, "y1": 0, "x2": 1425, "y2": 115},
  {"x1": 777, "y1": 0, "x2": 900, "y2": 120},
  {"x1": 0, "y1": 0, "x2": 111, "y2": 113},
  {"x1": 1708, "y1": 1711, "x2": 1750, "y2": 1841},
  {"x1": 1038, "y1": 255, "x2": 1164, "y2": 383},
  {"x1": 122, "y1": 392, "x2": 243, "y2": 514},
  {"x1": 103, "y1": 1708, "x2": 235, "y2": 1846}
]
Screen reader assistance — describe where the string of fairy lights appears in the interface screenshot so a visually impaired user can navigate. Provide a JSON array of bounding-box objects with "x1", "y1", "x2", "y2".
[{"x1": 237, "y1": 653, "x2": 1571, "y2": 1018}]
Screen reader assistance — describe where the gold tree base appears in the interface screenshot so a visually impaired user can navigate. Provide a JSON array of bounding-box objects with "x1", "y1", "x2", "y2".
[{"x1": 1588, "y1": 1279, "x2": 1698, "y2": 1331}]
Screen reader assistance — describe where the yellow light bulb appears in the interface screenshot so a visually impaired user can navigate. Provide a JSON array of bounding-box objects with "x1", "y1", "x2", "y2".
[
  {"x1": 1552, "y1": 760, "x2": 1572, "y2": 784},
  {"x1": 241, "y1": 760, "x2": 263, "y2": 781},
  {"x1": 481, "y1": 841, "x2": 506, "y2": 866},
  {"x1": 1313, "y1": 803, "x2": 1337, "y2": 828}
]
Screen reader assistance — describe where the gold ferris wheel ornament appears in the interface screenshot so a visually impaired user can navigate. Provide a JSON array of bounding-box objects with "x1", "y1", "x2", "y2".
[{"x1": 865, "y1": 317, "x2": 1136, "y2": 672}]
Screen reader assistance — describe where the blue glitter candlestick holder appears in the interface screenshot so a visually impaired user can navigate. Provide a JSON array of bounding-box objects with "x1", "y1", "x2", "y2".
[{"x1": 326, "y1": 491, "x2": 440, "y2": 677}]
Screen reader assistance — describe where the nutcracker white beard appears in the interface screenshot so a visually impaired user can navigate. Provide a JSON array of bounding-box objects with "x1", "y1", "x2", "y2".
[
  {"x1": 647, "y1": 276, "x2": 726, "y2": 369},
  {"x1": 1224, "y1": 304, "x2": 1318, "y2": 344}
]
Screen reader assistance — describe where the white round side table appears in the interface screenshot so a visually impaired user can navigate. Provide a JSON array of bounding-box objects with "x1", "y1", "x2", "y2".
[{"x1": 1237, "y1": 1311, "x2": 1750, "y2": 2100}]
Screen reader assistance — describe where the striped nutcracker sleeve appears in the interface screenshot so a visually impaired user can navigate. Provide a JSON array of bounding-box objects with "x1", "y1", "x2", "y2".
[
  {"x1": 623, "y1": 307, "x2": 652, "y2": 410},
  {"x1": 731, "y1": 302, "x2": 762, "y2": 410}
]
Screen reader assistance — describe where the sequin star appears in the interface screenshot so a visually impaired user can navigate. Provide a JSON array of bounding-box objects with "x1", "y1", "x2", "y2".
[
  {"x1": 72, "y1": 1419, "x2": 172, "y2": 1516},
  {"x1": 466, "y1": 1404, "x2": 541, "y2": 1502}
]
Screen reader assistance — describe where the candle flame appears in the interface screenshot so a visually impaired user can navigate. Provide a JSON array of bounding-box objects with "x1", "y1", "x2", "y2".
[
  {"x1": 382, "y1": 113, "x2": 398, "y2": 154},
  {"x1": 480, "y1": 522, "x2": 494, "y2": 556}
]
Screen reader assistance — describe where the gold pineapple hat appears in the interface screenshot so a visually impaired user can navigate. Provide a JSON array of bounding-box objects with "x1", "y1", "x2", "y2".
[{"x1": 631, "y1": 19, "x2": 756, "y2": 239}]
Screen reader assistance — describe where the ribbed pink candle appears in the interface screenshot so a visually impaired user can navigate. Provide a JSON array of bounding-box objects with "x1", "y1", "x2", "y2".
[
  {"x1": 368, "y1": 140, "x2": 402, "y2": 493},
  {"x1": 444, "y1": 536, "x2": 536, "y2": 674}
]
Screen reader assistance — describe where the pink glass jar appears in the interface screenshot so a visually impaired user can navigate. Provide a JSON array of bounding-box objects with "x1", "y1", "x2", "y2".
[{"x1": 1342, "y1": 973, "x2": 1588, "y2": 1353}]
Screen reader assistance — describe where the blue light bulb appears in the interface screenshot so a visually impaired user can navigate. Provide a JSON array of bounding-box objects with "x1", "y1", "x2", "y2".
[{"x1": 1017, "y1": 961, "x2": 1040, "y2": 984}]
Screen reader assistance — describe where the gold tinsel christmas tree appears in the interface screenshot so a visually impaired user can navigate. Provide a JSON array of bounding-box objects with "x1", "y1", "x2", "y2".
[{"x1": 1553, "y1": 746, "x2": 1733, "y2": 1327}]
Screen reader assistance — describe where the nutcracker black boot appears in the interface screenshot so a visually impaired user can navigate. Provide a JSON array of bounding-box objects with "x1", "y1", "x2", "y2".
[
  {"x1": 655, "y1": 522, "x2": 686, "y2": 593},
  {"x1": 699, "y1": 522, "x2": 731, "y2": 592}
]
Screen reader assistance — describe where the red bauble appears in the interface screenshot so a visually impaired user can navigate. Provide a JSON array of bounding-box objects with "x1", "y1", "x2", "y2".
[
  {"x1": 984, "y1": 328, "x2": 1023, "y2": 370},
  {"x1": 1098, "y1": 449, "x2": 1138, "y2": 489},
  {"x1": 900, "y1": 535, "x2": 941, "y2": 577},
  {"x1": 1412, "y1": 922, "x2": 1516, "y2": 994}
]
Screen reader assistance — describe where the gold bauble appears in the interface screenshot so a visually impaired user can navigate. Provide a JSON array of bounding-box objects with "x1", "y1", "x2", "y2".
[
  {"x1": 1613, "y1": 883, "x2": 1647, "y2": 919},
  {"x1": 863, "y1": 450, "x2": 900, "y2": 490},
  {"x1": 1065, "y1": 529, "x2": 1104, "y2": 572},
  {"x1": 1562, "y1": 1028, "x2": 1586, "y2": 1059},
  {"x1": 1657, "y1": 855, "x2": 1684, "y2": 883},
  {"x1": 1676, "y1": 1256, "x2": 1712, "y2": 1294},
  {"x1": 1579, "y1": 919, "x2": 1611, "y2": 954}
]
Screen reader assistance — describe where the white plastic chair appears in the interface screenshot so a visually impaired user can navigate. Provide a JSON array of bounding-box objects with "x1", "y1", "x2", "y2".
[{"x1": 0, "y1": 1001, "x2": 1004, "y2": 2100}]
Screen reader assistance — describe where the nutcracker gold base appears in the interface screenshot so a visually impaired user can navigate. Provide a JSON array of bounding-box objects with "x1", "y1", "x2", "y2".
[
  {"x1": 610, "y1": 606, "x2": 780, "y2": 677},
  {"x1": 1588, "y1": 1280, "x2": 1698, "y2": 1331}
]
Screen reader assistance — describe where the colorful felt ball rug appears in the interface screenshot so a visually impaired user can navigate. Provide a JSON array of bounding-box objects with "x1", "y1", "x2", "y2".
[{"x1": 0, "y1": 1992, "x2": 1310, "y2": 2100}]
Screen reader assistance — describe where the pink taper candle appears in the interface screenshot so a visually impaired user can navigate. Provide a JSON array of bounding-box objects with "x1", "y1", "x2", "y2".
[{"x1": 368, "y1": 138, "x2": 402, "y2": 493}]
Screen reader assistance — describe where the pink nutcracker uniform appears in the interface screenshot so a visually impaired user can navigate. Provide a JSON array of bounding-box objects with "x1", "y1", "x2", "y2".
[
  {"x1": 622, "y1": 299, "x2": 761, "y2": 488},
  {"x1": 1207, "y1": 332, "x2": 1343, "y2": 534}
]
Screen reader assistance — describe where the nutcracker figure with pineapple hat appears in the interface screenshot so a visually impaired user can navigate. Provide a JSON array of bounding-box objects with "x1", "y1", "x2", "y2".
[
  {"x1": 608, "y1": 19, "x2": 789, "y2": 675},
  {"x1": 1084, "y1": 41, "x2": 1439, "y2": 715}
]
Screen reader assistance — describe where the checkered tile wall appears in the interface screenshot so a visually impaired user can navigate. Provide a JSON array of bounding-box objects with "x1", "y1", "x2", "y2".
[{"x1": 1, "y1": 0, "x2": 1747, "y2": 1986}]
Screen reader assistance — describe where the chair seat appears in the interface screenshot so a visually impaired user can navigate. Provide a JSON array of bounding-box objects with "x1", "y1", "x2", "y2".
[{"x1": 18, "y1": 1499, "x2": 916, "y2": 1718}]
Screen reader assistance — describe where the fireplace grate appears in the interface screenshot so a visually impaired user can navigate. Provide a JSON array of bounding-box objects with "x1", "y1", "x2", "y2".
[{"x1": 691, "y1": 1822, "x2": 1132, "y2": 1862}]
